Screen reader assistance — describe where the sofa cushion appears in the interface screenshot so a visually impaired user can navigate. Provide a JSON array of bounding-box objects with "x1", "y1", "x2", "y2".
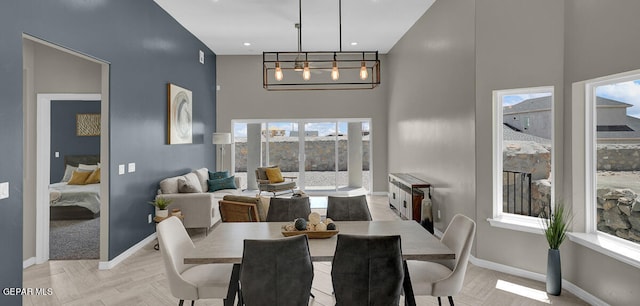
[
  {"x1": 208, "y1": 176, "x2": 237, "y2": 192},
  {"x1": 178, "y1": 178, "x2": 201, "y2": 193},
  {"x1": 209, "y1": 170, "x2": 230, "y2": 180},
  {"x1": 159, "y1": 176, "x2": 181, "y2": 194},
  {"x1": 193, "y1": 168, "x2": 209, "y2": 192}
]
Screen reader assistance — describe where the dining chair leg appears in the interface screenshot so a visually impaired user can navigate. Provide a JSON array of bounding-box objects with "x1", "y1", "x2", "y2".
[
  {"x1": 191, "y1": 300, "x2": 195, "y2": 306},
  {"x1": 402, "y1": 260, "x2": 417, "y2": 306},
  {"x1": 224, "y1": 264, "x2": 241, "y2": 306},
  {"x1": 178, "y1": 300, "x2": 184, "y2": 306},
  {"x1": 448, "y1": 296, "x2": 454, "y2": 306},
  {"x1": 437, "y1": 297, "x2": 442, "y2": 306}
]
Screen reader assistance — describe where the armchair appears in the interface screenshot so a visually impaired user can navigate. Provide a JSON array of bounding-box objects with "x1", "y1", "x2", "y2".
[{"x1": 255, "y1": 166, "x2": 297, "y2": 196}]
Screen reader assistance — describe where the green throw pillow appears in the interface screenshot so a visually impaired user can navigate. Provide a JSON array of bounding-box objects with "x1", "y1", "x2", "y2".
[
  {"x1": 208, "y1": 176, "x2": 237, "y2": 192},
  {"x1": 208, "y1": 170, "x2": 230, "y2": 180}
]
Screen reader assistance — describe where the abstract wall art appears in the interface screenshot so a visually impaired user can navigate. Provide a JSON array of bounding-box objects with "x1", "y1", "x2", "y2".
[{"x1": 167, "y1": 83, "x2": 193, "y2": 144}]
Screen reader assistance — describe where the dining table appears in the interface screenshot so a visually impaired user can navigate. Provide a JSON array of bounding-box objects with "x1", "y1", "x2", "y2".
[{"x1": 184, "y1": 220, "x2": 455, "y2": 306}]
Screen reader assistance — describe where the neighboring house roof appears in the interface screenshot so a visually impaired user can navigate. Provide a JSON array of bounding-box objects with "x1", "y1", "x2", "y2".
[
  {"x1": 596, "y1": 96, "x2": 633, "y2": 108},
  {"x1": 503, "y1": 125, "x2": 551, "y2": 145},
  {"x1": 503, "y1": 96, "x2": 632, "y2": 115},
  {"x1": 503, "y1": 96, "x2": 551, "y2": 114}
]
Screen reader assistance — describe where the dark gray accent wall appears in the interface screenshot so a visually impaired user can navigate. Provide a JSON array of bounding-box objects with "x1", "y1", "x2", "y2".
[
  {"x1": 50, "y1": 101, "x2": 101, "y2": 183},
  {"x1": 0, "y1": 1, "x2": 216, "y2": 303}
]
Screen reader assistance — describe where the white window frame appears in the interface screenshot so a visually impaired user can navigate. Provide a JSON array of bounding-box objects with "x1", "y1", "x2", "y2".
[
  {"x1": 488, "y1": 86, "x2": 554, "y2": 234},
  {"x1": 568, "y1": 70, "x2": 640, "y2": 269}
]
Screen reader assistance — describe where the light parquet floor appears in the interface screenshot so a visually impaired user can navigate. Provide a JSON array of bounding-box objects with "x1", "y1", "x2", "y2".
[{"x1": 23, "y1": 196, "x2": 588, "y2": 306}]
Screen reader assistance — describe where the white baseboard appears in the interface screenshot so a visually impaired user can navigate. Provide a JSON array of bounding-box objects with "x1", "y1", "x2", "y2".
[
  {"x1": 23, "y1": 257, "x2": 36, "y2": 269},
  {"x1": 98, "y1": 233, "x2": 157, "y2": 270},
  {"x1": 470, "y1": 256, "x2": 608, "y2": 306}
]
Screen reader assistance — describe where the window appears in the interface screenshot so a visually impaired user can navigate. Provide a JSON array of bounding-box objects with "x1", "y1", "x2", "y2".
[
  {"x1": 490, "y1": 87, "x2": 554, "y2": 231},
  {"x1": 586, "y1": 77, "x2": 640, "y2": 246}
]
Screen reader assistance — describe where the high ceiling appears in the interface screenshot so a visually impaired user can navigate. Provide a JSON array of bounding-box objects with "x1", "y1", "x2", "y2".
[{"x1": 153, "y1": 0, "x2": 435, "y2": 55}]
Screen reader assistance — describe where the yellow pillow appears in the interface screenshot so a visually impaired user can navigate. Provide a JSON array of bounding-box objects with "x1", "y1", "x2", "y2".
[
  {"x1": 85, "y1": 168, "x2": 101, "y2": 184},
  {"x1": 67, "y1": 170, "x2": 92, "y2": 185},
  {"x1": 265, "y1": 167, "x2": 284, "y2": 183}
]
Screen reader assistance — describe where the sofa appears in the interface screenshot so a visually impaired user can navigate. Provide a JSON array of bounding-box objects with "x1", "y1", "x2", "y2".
[{"x1": 156, "y1": 168, "x2": 241, "y2": 231}]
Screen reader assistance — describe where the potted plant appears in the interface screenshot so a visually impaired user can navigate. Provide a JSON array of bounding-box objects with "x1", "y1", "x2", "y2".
[
  {"x1": 540, "y1": 201, "x2": 571, "y2": 296},
  {"x1": 149, "y1": 197, "x2": 173, "y2": 218}
]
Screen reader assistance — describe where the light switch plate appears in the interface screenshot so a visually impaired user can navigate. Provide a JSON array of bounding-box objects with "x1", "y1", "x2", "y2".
[
  {"x1": 0, "y1": 182, "x2": 9, "y2": 200},
  {"x1": 199, "y1": 50, "x2": 205, "y2": 64},
  {"x1": 55, "y1": 152, "x2": 60, "y2": 158},
  {"x1": 128, "y1": 162, "x2": 136, "y2": 173},
  {"x1": 118, "y1": 164, "x2": 125, "y2": 175}
]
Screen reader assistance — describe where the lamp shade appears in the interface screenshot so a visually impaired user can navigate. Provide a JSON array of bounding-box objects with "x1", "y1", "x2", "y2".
[{"x1": 212, "y1": 132, "x2": 232, "y2": 145}]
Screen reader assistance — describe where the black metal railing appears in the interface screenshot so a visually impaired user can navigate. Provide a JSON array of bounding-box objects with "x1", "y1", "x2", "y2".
[{"x1": 503, "y1": 171, "x2": 532, "y2": 216}]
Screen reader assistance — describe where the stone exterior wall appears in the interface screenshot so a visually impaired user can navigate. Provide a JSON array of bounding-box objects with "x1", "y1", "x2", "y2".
[
  {"x1": 597, "y1": 144, "x2": 640, "y2": 171},
  {"x1": 234, "y1": 138, "x2": 370, "y2": 172},
  {"x1": 597, "y1": 188, "x2": 640, "y2": 242}
]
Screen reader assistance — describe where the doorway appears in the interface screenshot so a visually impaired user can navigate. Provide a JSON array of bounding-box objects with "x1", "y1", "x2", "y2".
[
  {"x1": 23, "y1": 35, "x2": 110, "y2": 266},
  {"x1": 232, "y1": 119, "x2": 372, "y2": 194}
]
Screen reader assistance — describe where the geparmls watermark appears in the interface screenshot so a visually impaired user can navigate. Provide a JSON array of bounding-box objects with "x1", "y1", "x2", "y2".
[{"x1": 3, "y1": 288, "x2": 53, "y2": 296}]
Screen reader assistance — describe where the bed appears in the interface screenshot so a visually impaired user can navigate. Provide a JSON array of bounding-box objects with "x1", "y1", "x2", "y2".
[{"x1": 49, "y1": 155, "x2": 101, "y2": 220}]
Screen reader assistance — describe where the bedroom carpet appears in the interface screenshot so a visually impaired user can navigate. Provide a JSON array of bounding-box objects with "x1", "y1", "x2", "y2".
[{"x1": 49, "y1": 217, "x2": 99, "y2": 260}]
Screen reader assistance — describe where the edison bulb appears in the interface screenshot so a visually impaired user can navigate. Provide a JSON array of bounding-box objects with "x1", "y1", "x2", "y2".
[
  {"x1": 359, "y1": 61, "x2": 368, "y2": 80},
  {"x1": 303, "y1": 62, "x2": 311, "y2": 81},
  {"x1": 331, "y1": 61, "x2": 339, "y2": 81},
  {"x1": 274, "y1": 62, "x2": 283, "y2": 81}
]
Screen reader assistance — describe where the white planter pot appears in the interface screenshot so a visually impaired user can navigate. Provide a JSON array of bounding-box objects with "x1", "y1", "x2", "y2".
[{"x1": 156, "y1": 208, "x2": 169, "y2": 218}]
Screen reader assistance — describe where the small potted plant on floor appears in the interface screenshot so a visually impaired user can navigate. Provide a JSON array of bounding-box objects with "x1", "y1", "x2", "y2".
[
  {"x1": 541, "y1": 201, "x2": 571, "y2": 296},
  {"x1": 149, "y1": 197, "x2": 173, "y2": 218}
]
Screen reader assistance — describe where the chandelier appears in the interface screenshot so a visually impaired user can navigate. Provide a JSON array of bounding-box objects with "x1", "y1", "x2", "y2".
[{"x1": 263, "y1": 0, "x2": 380, "y2": 91}]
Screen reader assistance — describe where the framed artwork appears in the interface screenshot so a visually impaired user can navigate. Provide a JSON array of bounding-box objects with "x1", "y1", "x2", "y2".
[
  {"x1": 167, "y1": 83, "x2": 193, "y2": 144},
  {"x1": 76, "y1": 113, "x2": 101, "y2": 136}
]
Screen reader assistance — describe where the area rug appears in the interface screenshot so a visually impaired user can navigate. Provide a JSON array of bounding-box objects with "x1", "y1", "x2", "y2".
[{"x1": 49, "y1": 217, "x2": 99, "y2": 260}]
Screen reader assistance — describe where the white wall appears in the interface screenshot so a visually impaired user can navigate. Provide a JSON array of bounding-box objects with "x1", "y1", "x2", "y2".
[
  {"x1": 387, "y1": 0, "x2": 640, "y2": 304},
  {"x1": 215, "y1": 55, "x2": 389, "y2": 192},
  {"x1": 387, "y1": 0, "x2": 476, "y2": 232},
  {"x1": 22, "y1": 39, "x2": 101, "y2": 260}
]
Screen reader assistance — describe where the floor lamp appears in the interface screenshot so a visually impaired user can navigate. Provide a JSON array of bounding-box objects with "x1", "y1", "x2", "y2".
[{"x1": 212, "y1": 132, "x2": 232, "y2": 171}]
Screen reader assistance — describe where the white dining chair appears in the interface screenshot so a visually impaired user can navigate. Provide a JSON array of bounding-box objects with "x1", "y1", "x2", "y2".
[
  {"x1": 157, "y1": 216, "x2": 234, "y2": 306},
  {"x1": 406, "y1": 214, "x2": 476, "y2": 306}
]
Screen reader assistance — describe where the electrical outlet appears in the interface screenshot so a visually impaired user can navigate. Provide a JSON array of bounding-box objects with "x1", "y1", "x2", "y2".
[
  {"x1": 128, "y1": 162, "x2": 136, "y2": 173},
  {"x1": 148, "y1": 214, "x2": 152, "y2": 224},
  {"x1": 437, "y1": 210, "x2": 441, "y2": 219},
  {"x1": 118, "y1": 164, "x2": 125, "y2": 175},
  {"x1": 55, "y1": 152, "x2": 60, "y2": 158}
]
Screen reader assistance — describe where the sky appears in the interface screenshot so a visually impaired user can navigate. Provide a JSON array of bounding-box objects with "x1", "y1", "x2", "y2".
[
  {"x1": 596, "y1": 80, "x2": 640, "y2": 119},
  {"x1": 233, "y1": 121, "x2": 369, "y2": 137},
  {"x1": 502, "y1": 92, "x2": 551, "y2": 107}
]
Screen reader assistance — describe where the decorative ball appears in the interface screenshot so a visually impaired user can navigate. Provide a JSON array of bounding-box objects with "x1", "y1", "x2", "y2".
[
  {"x1": 326, "y1": 223, "x2": 337, "y2": 230},
  {"x1": 308, "y1": 212, "x2": 321, "y2": 225},
  {"x1": 306, "y1": 223, "x2": 315, "y2": 231},
  {"x1": 294, "y1": 218, "x2": 307, "y2": 231},
  {"x1": 315, "y1": 222, "x2": 327, "y2": 231},
  {"x1": 284, "y1": 224, "x2": 296, "y2": 232},
  {"x1": 324, "y1": 218, "x2": 334, "y2": 225}
]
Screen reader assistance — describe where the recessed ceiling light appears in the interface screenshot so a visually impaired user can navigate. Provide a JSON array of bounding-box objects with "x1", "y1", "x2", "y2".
[
  {"x1": 350, "y1": 42, "x2": 358, "y2": 46},
  {"x1": 243, "y1": 42, "x2": 251, "y2": 46}
]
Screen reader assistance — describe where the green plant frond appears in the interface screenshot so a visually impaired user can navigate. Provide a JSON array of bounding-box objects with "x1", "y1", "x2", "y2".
[{"x1": 540, "y1": 201, "x2": 573, "y2": 249}]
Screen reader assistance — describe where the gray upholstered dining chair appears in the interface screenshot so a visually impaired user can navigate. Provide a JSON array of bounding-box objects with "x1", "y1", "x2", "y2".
[
  {"x1": 331, "y1": 234, "x2": 404, "y2": 306},
  {"x1": 239, "y1": 235, "x2": 314, "y2": 306},
  {"x1": 265, "y1": 197, "x2": 311, "y2": 222},
  {"x1": 157, "y1": 216, "x2": 234, "y2": 306},
  {"x1": 326, "y1": 195, "x2": 372, "y2": 221},
  {"x1": 406, "y1": 214, "x2": 476, "y2": 306}
]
